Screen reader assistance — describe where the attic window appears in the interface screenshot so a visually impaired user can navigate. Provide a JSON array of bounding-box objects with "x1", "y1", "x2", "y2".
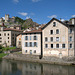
[{"x1": 53, "y1": 22, "x2": 56, "y2": 27}]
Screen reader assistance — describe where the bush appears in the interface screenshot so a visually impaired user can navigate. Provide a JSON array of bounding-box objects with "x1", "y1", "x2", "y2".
[
  {"x1": 0, "y1": 49, "x2": 3, "y2": 53},
  {"x1": 0, "y1": 45, "x2": 2, "y2": 49}
]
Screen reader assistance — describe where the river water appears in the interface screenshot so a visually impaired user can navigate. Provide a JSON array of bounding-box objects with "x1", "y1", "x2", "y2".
[{"x1": 0, "y1": 59, "x2": 75, "y2": 75}]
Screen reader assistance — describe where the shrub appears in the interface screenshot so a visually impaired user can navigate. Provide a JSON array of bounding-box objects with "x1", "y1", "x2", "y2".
[{"x1": 0, "y1": 45, "x2": 2, "y2": 49}]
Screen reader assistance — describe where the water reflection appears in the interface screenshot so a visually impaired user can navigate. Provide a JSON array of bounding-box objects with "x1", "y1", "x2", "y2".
[{"x1": 0, "y1": 59, "x2": 75, "y2": 75}]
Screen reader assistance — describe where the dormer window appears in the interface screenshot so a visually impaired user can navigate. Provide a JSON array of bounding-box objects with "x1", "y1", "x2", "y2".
[{"x1": 53, "y1": 22, "x2": 56, "y2": 27}]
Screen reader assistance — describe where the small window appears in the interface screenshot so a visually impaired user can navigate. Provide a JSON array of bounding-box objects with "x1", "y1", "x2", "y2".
[
  {"x1": 0, "y1": 37, "x2": 2, "y2": 39},
  {"x1": 30, "y1": 36, "x2": 32, "y2": 40},
  {"x1": 45, "y1": 44, "x2": 48, "y2": 48},
  {"x1": 70, "y1": 44, "x2": 72, "y2": 48},
  {"x1": 56, "y1": 44, "x2": 59, "y2": 48},
  {"x1": 62, "y1": 44, "x2": 65, "y2": 48},
  {"x1": 8, "y1": 33, "x2": 9, "y2": 36},
  {"x1": 56, "y1": 37, "x2": 59, "y2": 41},
  {"x1": 0, "y1": 34, "x2": 1, "y2": 36},
  {"x1": 34, "y1": 36, "x2": 37, "y2": 40},
  {"x1": 34, "y1": 42, "x2": 37, "y2": 47},
  {"x1": 0, "y1": 41, "x2": 2, "y2": 42},
  {"x1": 25, "y1": 50, "x2": 27, "y2": 53},
  {"x1": 70, "y1": 36, "x2": 72, "y2": 41},
  {"x1": 70, "y1": 29, "x2": 72, "y2": 34},
  {"x1": 19, "y1": 41, "x2": 21, "y2": 45},
  {"x1": 4, "y1": 33, "x2": 6, "y2": 36},
  {"x1": 25, "y1": 36, "x2": 28, "y2": 40},
  {"x1": 56, "y1": 29, "x2": 59, "y2": 34},
  {"x1": 25, "y1": 42, "x2": 28, "y2": 47},
  {"x1": 8, "y1": 41, "x2": 9, "y2": 43},
  {"x1": 51, "y1": 44, "x2": 53, "y2": 48},
  {"x1": 8, "y1": 37, "x2": 9, "y2": 39},
  {"x1": 34, "y1": 50, "x2": 36, "y2": 53},
  {"x1": 30, "y1": 42, "x2": 32, "y2": 47},
  {"x1": 53, "y1": 22, "x2": 56, "y2": 27},
  {"x1": 50, "y1": 37, "x2": 53, "y2": 42},
  {"x1": 45, "y1": 37, "x2": 48, "y2": 42},
  {"x1": 50, "y1": 30, "x2": 53, "y2": 34}
]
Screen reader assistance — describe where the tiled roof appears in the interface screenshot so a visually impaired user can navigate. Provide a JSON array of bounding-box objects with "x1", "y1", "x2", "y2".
[
  {"x1": 23, "y1": 28, "x2": 42, "y2": 34},
  {"x1": 4, "y1": 28, "x2": 23, "y2": 32}
]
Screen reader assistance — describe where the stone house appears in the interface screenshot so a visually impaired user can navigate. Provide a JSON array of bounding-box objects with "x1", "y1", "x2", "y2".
[
  {"x1": 0, "y1": 23, "x2": 22, "y2": 47},
  {"x1": 22, "y1": 18, "x2": 75, "y2": 58},
  {"x1": 22, "y1": 29, "x2": 42, "y2": 56},
  {"x1": 42, "y1": 18, "x2": 75, "y2": 58}
]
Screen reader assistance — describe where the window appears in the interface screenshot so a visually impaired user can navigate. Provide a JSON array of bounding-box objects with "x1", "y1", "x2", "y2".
[
  {"x1": 53, "y1": 22, "x2": 56, "y2": 27},
  {"x1": 12, "y1": 34, "x2": 14, "y2": 36},
  {"x1": 30, "y1": 36, "x2": 32, "y2": 40},
  {"x1": 0, "y1": 34, "x2": 1, "y2": 36},
  {"x1": 56, "y1": 44, "x2": 59, "y2": 48},
  {"x1": 45, "y1": 37, "x2": 48, "y2": 42},
  {"x1": 34, "y1": 50, "x2": 36, "y2": 53},
  {"x1": 30, "y1": 42, "x2": 32, "y2": 47},
  {"x1": 70, "y1": 36, "x2": 72, "y2": 41},
  {"x1": 70, "y1": 44, "x2": 72, "y2": 48},
  {"x1": 34, "y1": 36, "x2": 37, "y2": 40},
  {"x1": 4, "y1": 33, "x2": 6, "y2": 36},
  {"x1": 0, "y1": 41, "x2": 2, "y2": 43},
  {"x1": 70, "y1": 29, "x2": 72, "y2": 34},
  {"x1": 62, "y1": 44, "x2": 65, "y2": 48},
  {"x1": 51, "y1": 44, "x2": 53, "y2": 48},
  {"x1": 25, "y1": 50, "x2": 27, "y2": 53},
  {"x1": 8, "y1": 33, "x2": 9, "y2": 36},
  {"x1": 45, "y1": 44, "x2": 48, "y2": 48},
  {"x1": 25, "y1": 36, "x2": 28, "y2": 40},
  {"x1": 50, "y1": 30, "x2": 53, "y2": 34},
  {"x1": 56, "y1": 37, "x2": 59, "y2": 41},
  {"x1": 34, "y1": 42, "x2": 37, "y2": 47},
  {"x1": 25, "y1": 42, "x2": 28, "y2": 47},
  {"x1": 8, "y1": 41, "x2": 9, "y2": 43},
  {"x1": 19, "y1": 41, "x2": 21, "y2": 45},
  {"x1": 56, "y1": 29, "x2": 59, "y2": 34},
  {"x1": 0, "y1": 37, "x2": 2, "y2": 39},
  {"x1": 50, "y1": 37, "x2": 53, "y2": 42},
  {"x1": 8, "y1": 37, "x2": 9, "y2": 39}
]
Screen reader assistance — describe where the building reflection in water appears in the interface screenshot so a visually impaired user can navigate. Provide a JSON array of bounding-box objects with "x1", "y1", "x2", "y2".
[{"x1": 0, "y1": 59, "x2": 75, "y2": 75}]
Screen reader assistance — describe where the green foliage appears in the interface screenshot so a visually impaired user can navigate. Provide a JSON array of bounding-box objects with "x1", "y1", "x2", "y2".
[
  {"x1": 2, "y1": 46, "x2": 16, "y2": 51},
  {"x1": 0, "y1": 53, "x2": 8, "y2": 58},
  {"x1": 15, "y1": 16, "x2": 25, "y2": 24},
  {"x1": 0, "y1": 45, "x2": 2, "y2": 49}
]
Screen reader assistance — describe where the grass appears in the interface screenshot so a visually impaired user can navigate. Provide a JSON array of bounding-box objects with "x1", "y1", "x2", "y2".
[
  {"x1": 2, "y1": 46, "x2": 16, "y2": 51},
  {"x1": 0, "y1": 53, "x2": 8, "y2": 58}
]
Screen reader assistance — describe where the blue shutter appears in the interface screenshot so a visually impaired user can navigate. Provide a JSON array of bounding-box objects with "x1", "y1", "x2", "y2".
[
  {"x1": 36, "y1": 36, "x2": 38, "y2": 40},
  {"x1": 28, "y1": 42, "x2": 29, "y2": 47},
  {"x1": 24, "y1": 36, "x2": 26, "y2": 40},
  {"x1": 24, "y1": 42, "x2": 25, "y2": 47},
  {"x1": 33, "y1": 36, "x2": 34, "y2": 40},
  {"x1": 36, "y1": 42, "x2": 38, "y2": 47},
  {"x1": 32, "y1": 42, "x2": 34, "y2": 47}
]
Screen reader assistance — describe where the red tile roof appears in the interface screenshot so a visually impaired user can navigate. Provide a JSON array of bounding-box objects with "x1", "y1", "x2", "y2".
[
  {"x1": 4, "y1": 28, "x2": 23, "y2": 32},
  {"x1": 23, "y1": 28, "x2": 42, "y2": 33}
]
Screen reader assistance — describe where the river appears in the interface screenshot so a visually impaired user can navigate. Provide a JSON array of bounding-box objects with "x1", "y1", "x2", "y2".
[{"x1": 0, "y1": 59, "x2": 75, "y2": 75}]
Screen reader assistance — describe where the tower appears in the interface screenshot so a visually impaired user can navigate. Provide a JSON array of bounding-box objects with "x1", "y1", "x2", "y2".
[{"x1": 5, "y1": 14, "x2": 9, "y2": 22}]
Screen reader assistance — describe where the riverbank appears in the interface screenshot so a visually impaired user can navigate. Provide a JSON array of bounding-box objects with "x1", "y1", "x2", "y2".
[{"x1": 3, "y1": 52, "x2": 75, "y2": 66}]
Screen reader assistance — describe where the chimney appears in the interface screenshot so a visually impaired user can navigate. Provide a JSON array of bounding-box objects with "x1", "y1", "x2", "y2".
[{"x1": 72, "y1": 18, "x2": 75, "y2": 25}]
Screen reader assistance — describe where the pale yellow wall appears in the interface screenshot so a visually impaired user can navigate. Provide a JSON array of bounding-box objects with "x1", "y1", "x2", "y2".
[
  {"x1": 0, "y1": 31, "x2": 11, "y2": 46},
  {"x1": 16, "y1": 35, "x2": 22, "y2": 48},
  {"x1": 22, "y1": 34, "x2": 41, "y2": 55},
  {"x1": 42, "y1": 20, "x2": 69, "y2": 57}
]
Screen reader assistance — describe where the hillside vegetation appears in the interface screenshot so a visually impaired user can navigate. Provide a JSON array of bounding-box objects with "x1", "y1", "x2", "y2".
[{"x1": 15, "y1": 17, "x2": 39, "y2": 29}]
